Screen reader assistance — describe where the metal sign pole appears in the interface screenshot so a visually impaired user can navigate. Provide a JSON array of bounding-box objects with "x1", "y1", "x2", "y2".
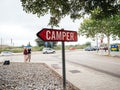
[
  {"x1": 62, "y1": 41, "x2": 66, "y2": 90},
  {"x1": 36, "y1": 28, "x2": 78, "y2": 90}
]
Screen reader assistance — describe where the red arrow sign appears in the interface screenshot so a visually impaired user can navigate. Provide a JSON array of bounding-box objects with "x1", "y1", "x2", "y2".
[{"x1": 37, "y1": 28, "x2": 78, "y2": 41}]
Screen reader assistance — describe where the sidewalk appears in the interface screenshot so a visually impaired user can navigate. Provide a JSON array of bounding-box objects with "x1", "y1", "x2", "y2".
[{"x1": 93, "y1": 50, "x2": 120, "y2": 57}]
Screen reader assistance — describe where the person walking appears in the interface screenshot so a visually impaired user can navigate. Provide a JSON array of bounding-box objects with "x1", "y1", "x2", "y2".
[
  {"x1": 27, "y1": 48, "x2": 31, "y2": 62},
  {"x1": 23, "y1": 48, "x2": 28, "y2": 62}
]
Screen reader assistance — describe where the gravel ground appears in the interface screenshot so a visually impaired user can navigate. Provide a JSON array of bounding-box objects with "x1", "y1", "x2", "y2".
[{"x1": 0, "y1": 62, "x2": 80, "y2": 90}]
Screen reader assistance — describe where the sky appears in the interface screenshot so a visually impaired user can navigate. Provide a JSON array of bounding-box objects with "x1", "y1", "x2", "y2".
[{"x1": 1, "y1": 0, "x2": 118, "y2": 47}]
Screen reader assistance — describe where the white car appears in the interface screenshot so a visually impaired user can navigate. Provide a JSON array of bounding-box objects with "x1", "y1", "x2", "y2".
[
  {"x1": 42, "y1": 48, "x2": 55, "y2": 54},
  {"x1": 1, "y1": 51, "x2": 14, "y2": 56}
]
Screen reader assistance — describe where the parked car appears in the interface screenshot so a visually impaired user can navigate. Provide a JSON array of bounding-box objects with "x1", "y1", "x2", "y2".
[
  {"x1": 1, "y1": 51, "x2": 14, "y2": 56},
  {"x1": 93, "y1": 46, "x2": 99, "y2": 51},
  {"x1": 69, "y1": 47, "x2": 76, "y2": 50},
  {"x1": 84, "y1": 46, "x2": 97, "y2": 51},
  {"x1": 42, "y1": 48, "x2": 55, "y2": 54}
]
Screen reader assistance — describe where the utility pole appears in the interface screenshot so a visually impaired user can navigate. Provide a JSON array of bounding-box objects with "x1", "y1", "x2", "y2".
[
  {"x1": 1, "y1": 38, "x2": 2, "y2": 51},
  {"x1": 96, "y1": 35, "x2": 99, "y2": 53},
  {"x1": 11, "y1": 38, "x2": 13, "y2": 47}
]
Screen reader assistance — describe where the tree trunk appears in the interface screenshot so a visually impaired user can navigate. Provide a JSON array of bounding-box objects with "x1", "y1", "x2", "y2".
[{"x1": 107, "y1": 36, "x2": 111, "y2": 56}]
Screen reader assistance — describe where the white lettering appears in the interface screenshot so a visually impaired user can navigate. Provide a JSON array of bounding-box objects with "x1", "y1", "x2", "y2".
[
  {"x1": 62, "y1": 32, "x2": 66, "y2": 40},
  {"x1": 66, "y1": 32, "x2": 70, "y2": 40},
  {"x1": 51, "y1": 31, "x2": 56, "y2": 40},
  {"x1": 56, "y1": 31, "x2": 62, "y2": 40},
  {"x1": 45, "y1": 30, "x2": 76, "y2": 41},
  {"x1": 46, "y1": 30, "x2": 51, "y2": 40},
  {"x1": 70, "y1": 32, "x2": 74, "y2": 40}
]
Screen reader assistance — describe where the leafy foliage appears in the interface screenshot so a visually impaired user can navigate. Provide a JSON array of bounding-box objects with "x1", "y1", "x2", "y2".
[
  {"x1": 21, "y1": 0, "x2": 71, "y2": 26},
  {"x1": 79, "y1": 15, "x2": 120, "y2": 55},
  {"x1": 112, "y1": 15, "x2": 120, "y2": 37},
  {"x1": 79, "y1": 19, "x2": 98, "y2": 38},
  {"x1": 79, "y1": 15, "x2": 120, "y2": 38},
  {"x1": 21, "y1": 0, "x2": 120, "y2": 26}
]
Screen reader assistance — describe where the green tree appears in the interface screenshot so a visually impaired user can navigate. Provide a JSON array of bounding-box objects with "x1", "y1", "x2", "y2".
[
  {"x1": 85, "y1": 42, "x2": 91, "y2": 47},
  {"x1": 21, "y1": 0, "x2": 120, "y2": 26},
  {"x1": 79, "y1": 15, "x2": 120, "y2": 55},
  {"x1": 112, "y1": 15, "x2": 120, "y2": 37}
]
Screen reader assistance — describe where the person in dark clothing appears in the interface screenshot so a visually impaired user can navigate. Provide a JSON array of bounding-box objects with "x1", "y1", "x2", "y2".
[
  {"x1": 27, "y1": 48, "x2": 31, "y2": 62},
  {"x1": 23, "y1": 48, "x2": 28, "y2": 62}
]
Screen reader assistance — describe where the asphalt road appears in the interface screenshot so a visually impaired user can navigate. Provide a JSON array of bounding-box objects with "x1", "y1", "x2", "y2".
[
  {"x1": 0, "y1": 50, "x2": 120, "y2": 78},
  {"x1": 0, "y1": 50, "x2": 120, "y2": 90},
  {"x1": 65, "y1": 50, "x2": 120, "y2": 78}
]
